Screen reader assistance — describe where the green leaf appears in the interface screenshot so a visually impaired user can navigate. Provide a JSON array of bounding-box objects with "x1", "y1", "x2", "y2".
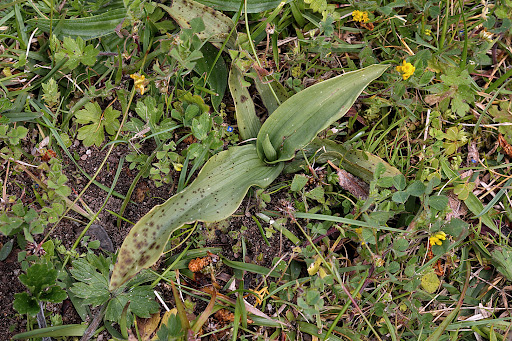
[
  {"x1": 13, "y1": 324, "x2": 88, "y2": 339},
  {"x1": 69, "y1": 258, "x2": 110, "y2": 307},
  {"x1": 443, "y1": 218, "x2": 468, "y2": 238},
  {"x1": 290, "y1": 174, "x2": 309, "y2": 192},
  {"x1": 110, "y1": 145, "x2": 283, "y2": 289},
  {"x1": 75, "y1": 102, "x2": 120, "y2": 147},
  {"x1": 195, "y1": 43, "x2": 227, "y2": 110},
  {"x1": 228, "y1": 64, "x2": 261, "y2": 139},
  {"x1": 39, "y1": 286, "x2": 67, "y2": 303},
  {"x1": 19, "y1": 263, "x2": 58, "y2": 295},
  {"x1": 195, "y1": 0, "x2": 291, "y2": 12},
  {"x1": 262, "y1": 134, "x2": 277, "y2": 162},
  {"x1": 429, "y1": 195, "x2": 449, "y2": 211},
  {"x1": 306, "y1": 186, "x2": 325, "y2": 204},
  {"x1": 256, "y1": 65, "x2": 388, "y2": 164},
  {"x1": 491, "y1": 248, "x2": 512, "y2": 281},
  {"x1": 406, "y1": 180, "x2": 426, "y2": 197},
  {"x1": 392, "y1": 191, "x2": 409, "y2": 204},
  {"x1": 125, "y1": 286, "x2": 160, "y2": 318},
  {"x1": 191, "y1": 112, "x2": 211, "y2": 140},
  {"x1": 13, "y1": 292, "x2": 40, "y2": 317},
  {"x1": 30, "y1": 9, "x2": 127, "y2": 40},
  {"x1": 392, "y1": 174, "x2": 406, "y2": 191}
]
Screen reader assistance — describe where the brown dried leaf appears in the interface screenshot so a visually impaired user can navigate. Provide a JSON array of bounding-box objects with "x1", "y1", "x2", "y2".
[
  {"x1": 328, "y1": 160, "x2": 369, "y2": 199},
  {"x1": 137, "y1": 312, "x2": 161, "y2": 341}
]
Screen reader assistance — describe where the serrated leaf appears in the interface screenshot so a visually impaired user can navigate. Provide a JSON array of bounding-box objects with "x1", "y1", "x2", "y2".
[
  {"x1": 13, "y1": 292, "x2": 40, "y2": 317},
  {"x1": 75, "y1": 102, "x2": 120, "y2": 147},
  {"x1": 39, "y1": 286, "x2": 67, "y2": 303},
  {"x1": 126, "y1": 286, "x2": 159, "y2": 318},
  {"x1": 19, "y1": 263, "x2": 58, "y2": 294},
  {"x1": 256, "y1": 65, "x2": 388, "y2": 164},
  {"x1": 110, "y1": 145, "x2": 283, "y2": 289}
]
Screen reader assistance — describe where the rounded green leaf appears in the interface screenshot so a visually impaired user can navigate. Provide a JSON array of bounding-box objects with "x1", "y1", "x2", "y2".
[{"x1": 256, "y1": 64, "x2": 388, "y2": 164}]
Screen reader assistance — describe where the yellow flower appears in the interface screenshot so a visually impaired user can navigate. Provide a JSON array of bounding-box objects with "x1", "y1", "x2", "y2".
[
  {"x1": 173, "y1": 162, "x2": 183, "y2": 172},
  {"x1": 396, "y1": 60, "x2": 415, "y2": 80},
  {"x1": 424, "y1": 29, "x2": 432, "y2": 36},
  {"x1": 429, "y1": 231, "x2": 447, "y2": 246},
  {"x1": 252, "y1": 286, "x2": 269, "y2": 306},
  {"x1": 352, "y1": 10, "x2": 370, "y2": 23},
  {"x1": 130, "y1": 73, "x2": 146, "y2": 95}
]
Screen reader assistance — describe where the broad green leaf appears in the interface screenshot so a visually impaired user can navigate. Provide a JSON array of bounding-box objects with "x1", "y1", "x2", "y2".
[
  {"x1": 195, "y1": 0, "x2": 291, "y2": 13},
  {"x1": 29, "y1": 9, "x2": 126, "y2": 40},
  {"x1": 228, "y1": 65, "x2": 261, "y2": 139},
  {"x1": 257, "y1": 64, "x2": 389, "y2": 164},
  {"x1": 110, "y1": 145, "x2": 283, "y2": 289},
  {"x1": 159, "y1": 0, "x2": 234, "y2": 48}
]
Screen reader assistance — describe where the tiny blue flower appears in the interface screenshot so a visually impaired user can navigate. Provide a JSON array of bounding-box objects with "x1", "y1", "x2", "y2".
[
  {"x1": 227, "y1": 126, "x2": 234, "y2": 133},
  {"x1": 471, "y1": 158, "x2": 477, "y2": 164}
]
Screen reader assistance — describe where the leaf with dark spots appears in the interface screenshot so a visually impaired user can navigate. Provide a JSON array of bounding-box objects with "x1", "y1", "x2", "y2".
[{"x1": 109, "y1": 145, "x2": 283, "y2": 290}]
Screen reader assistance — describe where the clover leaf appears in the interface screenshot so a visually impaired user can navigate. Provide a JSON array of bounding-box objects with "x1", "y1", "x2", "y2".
[{"x1": 75, "y1": 102, "x2": 121, "y2": 147}]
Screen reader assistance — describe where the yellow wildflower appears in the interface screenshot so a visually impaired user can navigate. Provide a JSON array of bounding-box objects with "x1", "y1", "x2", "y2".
[
  {"x1": 173, "y1": 162, "x2": 183, "y2": 172},
  {"x1": 252, "y1": 286, "x2": 269, "y2": 306},
  {"x1": 130, "y1": 73, "x2": 146, "y2": 95},
  {"x1": 429, "y1": 231, "x2": 447, "y2": 246},
  {"x1": 352, "y1": 10, "x2": 370, "y2": 23},
  {"x1": 424, "y1": 29, "x2": 432, "y2": 36},
  {"x1": 307, "y1": 257, "x2": 323, "y2": 276},
  {"x1": 396, "y1": 60, "x2": 415, "y2": 80}
]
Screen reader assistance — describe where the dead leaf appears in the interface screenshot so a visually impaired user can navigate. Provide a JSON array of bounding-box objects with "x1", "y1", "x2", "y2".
[
  {"x1": 328, "y1": 160, "x2": 369, "y2": 199},
  {"x1": 137, "y1": 312, "x2": 161, "y2": 341}
]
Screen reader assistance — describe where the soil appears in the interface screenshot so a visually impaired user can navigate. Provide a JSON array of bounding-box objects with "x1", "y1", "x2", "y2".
[{"x1": 0, "y1": 135, "x2": 299, "y2": 339}]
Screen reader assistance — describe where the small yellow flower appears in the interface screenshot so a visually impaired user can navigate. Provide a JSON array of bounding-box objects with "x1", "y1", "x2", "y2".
[
  {"x1": 352, "y1": 10, "x2": 370, "y2": 23},
  {"x1": 424, "y1": 29, "x2": 432, "y2": 36},
  {"x1": 396, "y1": 60, "x2": 415, "y2": 80},
  {"x1": 173, "y1": 162, "x2": 183, "y2": 172},
  {"x1": 130, "y1": 73, "x2": 146, "y2": 95},
  {"x1": 252, "y1": 286, "x2": 269, "y2": 306},
  {"x1": 429, "y1": 231, "x2": 447, "y2": 246}
]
